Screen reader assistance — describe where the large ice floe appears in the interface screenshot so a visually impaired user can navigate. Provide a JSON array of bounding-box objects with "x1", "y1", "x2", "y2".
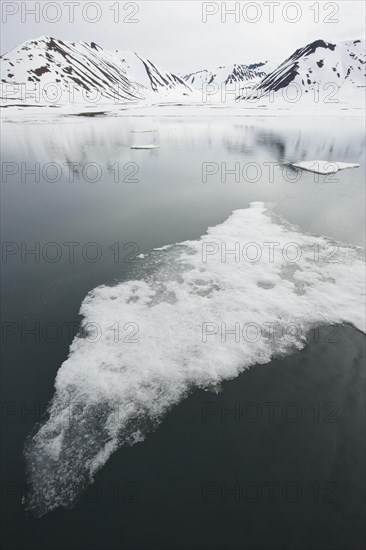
[{"x1": 24, "y1": 203, "x2": 365, "y2": 516}]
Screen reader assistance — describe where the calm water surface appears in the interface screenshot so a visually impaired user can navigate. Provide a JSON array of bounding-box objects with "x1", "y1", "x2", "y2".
[{"x1": 1, "y1": 115, "x2": 365, "y2": 549}]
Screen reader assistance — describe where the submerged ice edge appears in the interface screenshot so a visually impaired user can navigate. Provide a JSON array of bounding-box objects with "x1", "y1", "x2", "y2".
[{"x1": 24, "y1": 202, "x2": 365, "y2": 516}]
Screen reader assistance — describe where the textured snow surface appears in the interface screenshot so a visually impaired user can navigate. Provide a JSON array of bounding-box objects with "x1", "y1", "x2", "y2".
[{"x1": 24, "y1": 203, "x2": 365, "y2": 517}]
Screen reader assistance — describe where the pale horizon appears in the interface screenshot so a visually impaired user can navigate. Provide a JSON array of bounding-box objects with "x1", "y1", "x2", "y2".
[{"x1": 1, "y1": 1, "x2": 365, "y2": 72}]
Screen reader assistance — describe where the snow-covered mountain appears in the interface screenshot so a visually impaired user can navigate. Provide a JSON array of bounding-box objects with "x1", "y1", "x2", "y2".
[
  {"x1": 238, "y1": 39, "x2": 365, "y2": 100},
  {"x1": 1, "y1": 36, "x2": 364, "y2": 109},
  {"x1": 0, "y1": 36, "x2": 192, "y2": 104},
  {"x1": 181, "y1": 62, "x2": 272, "y2": 91}
]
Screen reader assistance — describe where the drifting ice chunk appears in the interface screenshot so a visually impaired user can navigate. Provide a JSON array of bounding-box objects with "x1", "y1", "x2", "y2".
[
  {"x1": 290, "y1": 160, "x2": 360, "y2": 174},
  {"x1": 130, "y1": 144, "x2": 159, "y2": 149},
  {"x1": 130, "y1": 130, "x2": 157, "y2": 133}
]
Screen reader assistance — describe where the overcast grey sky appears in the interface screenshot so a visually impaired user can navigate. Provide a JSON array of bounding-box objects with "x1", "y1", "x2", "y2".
[{"x1": 1, "y1": 1, "x2": 365, "y2": 72}]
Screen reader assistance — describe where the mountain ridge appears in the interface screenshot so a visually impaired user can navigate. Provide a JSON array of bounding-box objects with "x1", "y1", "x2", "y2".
[
  {"x1": 1, "y1": 36, "x2": 364, "y2": 106},
  {"x1": 238, "y1": 38, "x2": 365, "y2": 100},
  {"x1": 0, "y1": 35, "x2": 192, "y2": 103}
]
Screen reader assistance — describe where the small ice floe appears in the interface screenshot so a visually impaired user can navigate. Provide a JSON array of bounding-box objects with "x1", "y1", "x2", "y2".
[
  {"x1": 130, "y1": 130, "x2": 157, "y2": 133},
  {"x1": 130, "y1": 145, "x2": 159, "y2": 149},
  {"x1": 74, "y1": 111, "x2": 107, "y2": 117},
  {"x1": 290, "y1": 160, "x2": 360, "y2": 174}
]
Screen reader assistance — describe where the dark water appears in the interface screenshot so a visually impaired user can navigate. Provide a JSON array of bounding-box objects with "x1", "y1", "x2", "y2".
[{"x1": 1, "y1": 115, "x2": 365, "y2": 549}]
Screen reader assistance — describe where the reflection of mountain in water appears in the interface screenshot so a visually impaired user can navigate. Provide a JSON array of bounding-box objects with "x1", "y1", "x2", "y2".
[
  {"x1": 221, "y1": 123, "x2": 365, "y2": 164},
  {"x1": 3, "y1": 117, "x2": 364, "y2": 175}
]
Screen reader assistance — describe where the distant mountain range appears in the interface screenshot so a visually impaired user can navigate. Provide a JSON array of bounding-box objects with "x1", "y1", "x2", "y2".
[
  {"x1": 0, "y1": 36, "x2": 365, "y2": 105},
  {"x1": 180, "y1": 62, "x2": 272, "y2": 90}
]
